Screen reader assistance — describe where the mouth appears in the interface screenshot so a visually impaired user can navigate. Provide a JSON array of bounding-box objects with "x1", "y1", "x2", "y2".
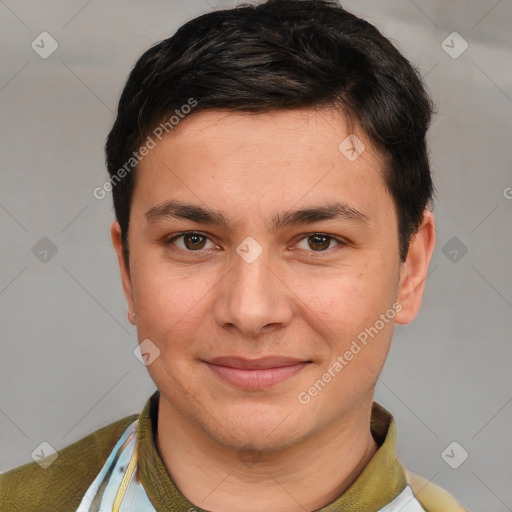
[{"x1": 203, "y1": 356, "x2": 312, "y2": 390}]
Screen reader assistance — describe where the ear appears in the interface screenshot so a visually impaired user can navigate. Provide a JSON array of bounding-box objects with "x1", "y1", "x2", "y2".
[
  {"x1": 394, "y1": 209, "x2": 436, "y2": 325},
  {"x1": 110, "y1": 220, "x2": 136, "y2": 325}
]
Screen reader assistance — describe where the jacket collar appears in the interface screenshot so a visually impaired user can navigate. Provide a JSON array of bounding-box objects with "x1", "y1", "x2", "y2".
[{"x1": 137, "y1": 390, "x2": 407, "y2": 511}]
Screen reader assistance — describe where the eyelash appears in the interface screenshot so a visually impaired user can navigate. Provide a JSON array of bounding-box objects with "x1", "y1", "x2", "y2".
[{"x1": 165, "y1": 231, "x2": 348, "y2": 255}]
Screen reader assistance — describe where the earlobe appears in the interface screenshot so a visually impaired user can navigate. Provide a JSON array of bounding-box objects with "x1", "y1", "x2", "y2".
[
  {"x1": 394, "y1": 210, "x2": 436, "y2": 325},
  {"x1": 110, "y1": 220, "x2": 136, "y2": 325}
]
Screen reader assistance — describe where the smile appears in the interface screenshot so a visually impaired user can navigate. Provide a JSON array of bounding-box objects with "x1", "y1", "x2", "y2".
[{"x1": 203, "y1": 357, "x2": 311, "y2": 391}]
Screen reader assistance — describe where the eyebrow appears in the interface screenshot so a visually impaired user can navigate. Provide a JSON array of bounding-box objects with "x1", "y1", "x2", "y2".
[{"x1": 145, "y1": 200, "x2": 369, "y2": 231}]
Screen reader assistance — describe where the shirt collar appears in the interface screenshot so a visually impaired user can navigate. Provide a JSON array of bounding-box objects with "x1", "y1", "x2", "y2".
[{"x1": 137, "y1": 390, "x2": 407, "y2": 511}]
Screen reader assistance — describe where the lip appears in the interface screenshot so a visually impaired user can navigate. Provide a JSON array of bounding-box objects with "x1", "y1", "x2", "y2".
[{"x1": 204, "y1": 356, "x2": 311, "y2": 390}]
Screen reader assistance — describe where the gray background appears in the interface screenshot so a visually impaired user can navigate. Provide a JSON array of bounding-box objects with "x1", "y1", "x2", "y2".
[{"x1": 0, "y1": 1, "x2": 511, "y2": 510}]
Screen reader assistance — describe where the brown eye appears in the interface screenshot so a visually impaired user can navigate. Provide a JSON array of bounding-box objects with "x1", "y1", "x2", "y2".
[
  {"x1": 295, "y1": 233, "x2": 345, "y2": 252},
  {"x1": 308, "y1": 234, "x2": 331, "y2": 251},
  {"x1": 167, "y1": 232, "x2": 214, "y2": 251},
  {"x1": 183, "y1": 233, "x2": 207, "y2": 250}
]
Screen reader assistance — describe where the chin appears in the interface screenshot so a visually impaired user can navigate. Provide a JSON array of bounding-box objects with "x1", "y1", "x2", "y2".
[
  {"x1": 216, "y1": 427, "x2": 304, "y2": 455},
  {"x1": 203, "y1": 406, "x2": 311, "y2": 454}
]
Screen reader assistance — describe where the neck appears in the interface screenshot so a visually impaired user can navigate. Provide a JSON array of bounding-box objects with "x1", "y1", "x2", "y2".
[{"x1": 156, "y1": 397, "x2": 379, "y2": 512}]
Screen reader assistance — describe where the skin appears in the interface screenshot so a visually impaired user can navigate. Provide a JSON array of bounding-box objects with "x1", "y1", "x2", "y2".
[{"x1": 111, "y1": 108, "x2": 435, "y2": 512}]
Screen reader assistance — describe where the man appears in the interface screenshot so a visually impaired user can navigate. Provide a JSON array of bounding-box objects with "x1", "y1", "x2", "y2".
[{"x1": 0, "y1": 1, "x2": 467, "y2": 510}]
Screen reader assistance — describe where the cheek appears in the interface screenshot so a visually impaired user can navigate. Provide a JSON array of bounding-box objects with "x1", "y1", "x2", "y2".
[
  {"x1": 129, "y1": 260, "x2": 211, "y2": 349},
  {"x1": 300, "y1": 263, "x2": 394, "y2": 323},
  {"x1": 299, "y1": 262, "x2": 399, "y2": 359}
]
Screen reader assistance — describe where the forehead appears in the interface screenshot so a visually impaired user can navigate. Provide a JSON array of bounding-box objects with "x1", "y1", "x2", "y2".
[
  {"x1": 156, "y1": 108, "x2": 376, "y2": 164},
  {"x1": 132, "y1": 108, "x2": 392, "y2": 227}
]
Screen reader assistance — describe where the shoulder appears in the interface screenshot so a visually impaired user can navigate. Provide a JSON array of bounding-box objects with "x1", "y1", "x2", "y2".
[
  {"x1": 405, "y1": 469, "x2": 468, "y2": 512},
  {"x1": 0, "y1": 413, "x2": 139, "y2": 512}
]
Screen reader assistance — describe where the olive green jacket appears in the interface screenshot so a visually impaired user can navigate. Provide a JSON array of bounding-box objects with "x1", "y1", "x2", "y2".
[{"x1": 0, "y1": 391, "x2": 467, "y2": 511}]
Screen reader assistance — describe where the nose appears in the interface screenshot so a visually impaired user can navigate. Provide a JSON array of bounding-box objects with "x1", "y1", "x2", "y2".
[{"x1": 213, "y1": 244, "x2": 294, "y2": 338}]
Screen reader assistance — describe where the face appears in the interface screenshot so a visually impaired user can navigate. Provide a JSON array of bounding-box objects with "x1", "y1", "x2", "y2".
[{"x1": 112, "y1": 108, "x2": 435, "y2": 452}]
